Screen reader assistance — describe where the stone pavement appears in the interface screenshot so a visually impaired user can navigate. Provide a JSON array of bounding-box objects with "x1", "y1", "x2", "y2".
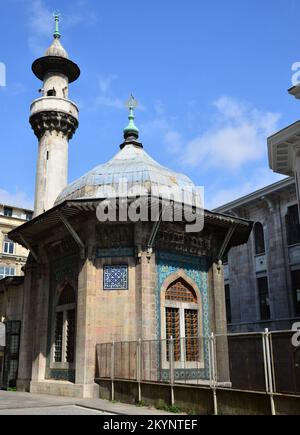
[
  {"x1": 0, "y1": 391, "x2": 175, "y2": 415},
  {"x1": 1, "y1": 405, "x2": 112, "y2": 415}
]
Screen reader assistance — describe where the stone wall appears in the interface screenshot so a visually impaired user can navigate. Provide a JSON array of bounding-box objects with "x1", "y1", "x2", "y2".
[
  {"x1": 221, "y1": 182, "x2": 300, "y2": 332},
  {"x1": 97, "y1": 379, "x2": 300, "y2": 415}
]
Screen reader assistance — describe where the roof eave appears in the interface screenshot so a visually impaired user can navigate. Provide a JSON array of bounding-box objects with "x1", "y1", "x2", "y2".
[
  {"x1": 213, "y1": 177, "x2": 294, "y2": 213},
  {"x1": 9, "y1": 198, "x2": 253, "y2": 250}
]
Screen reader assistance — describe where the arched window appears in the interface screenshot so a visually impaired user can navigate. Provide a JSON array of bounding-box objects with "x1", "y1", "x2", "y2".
[
  {"x1": 286, "y1": 205, "x2": 300, "y2": 246},
  {"x1": 53, "y1": 283, "x2": 76, "y2": 367},
  {"x1": 254, "y1": 222, "x2": 265, "y2": 255},
  {"x1": 164, "y1": 278, "x2": 199, "y2": 363}
]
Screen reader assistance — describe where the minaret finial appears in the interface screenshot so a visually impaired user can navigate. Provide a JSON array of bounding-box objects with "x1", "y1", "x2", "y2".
[
  {"x1": 124, "y1": 94, "x2": 139, "y2": 139},
  {"x1": 53, "y1": 10, "x2": 61, "y2": 39}
]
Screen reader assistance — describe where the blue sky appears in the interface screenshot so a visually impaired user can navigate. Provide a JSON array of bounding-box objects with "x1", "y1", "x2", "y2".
[{"x1": 0, "y1": 0, "x2": 299, "y2": 210}]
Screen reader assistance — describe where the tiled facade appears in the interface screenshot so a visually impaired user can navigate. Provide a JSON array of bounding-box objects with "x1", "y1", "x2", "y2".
[
  {"x1": 156, "y1": 252, "x2": 210, "y2": 380},
  {"x1": 215, "y1": 177, "x2": 300, "y2": 333}
]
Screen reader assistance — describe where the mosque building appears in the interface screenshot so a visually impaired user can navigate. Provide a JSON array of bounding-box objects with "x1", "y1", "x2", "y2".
[{"x1": 4, "y1": 17, "x2": 252, "y2": 397}]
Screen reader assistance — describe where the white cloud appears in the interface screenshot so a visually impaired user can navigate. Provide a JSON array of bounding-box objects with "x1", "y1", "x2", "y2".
[
  {"x1": 27, "y1": 0, "x2": 52, "y2": 54},
  {"x1": 140, "y1": 102, "x2": 181, "y2": 150},
  {"x1": 93, "y1": 75, "x2": 147, "y2": 112},
  {"x1": 182, "y1": 96, "x2": 281, "y2": 171},
  {"x1": 0, "y1": 189, "x2": 33, "y2": 210},
  {"x1": 154, "y1": 100, "x2": 165, "y2": 115},
  {"x1": 213, "y1": 96, "x2": 245, "y2": 120},
  {"x1": 93, "y1": 74, "x2": 124, "y2": 110},
  {"x1": 29, "y1": 0, "x2": 52, "y2": 36},
  {"x1": 95, "y1": 95, "x2": 124, "y2": 110},
  {"x1": 206, "y1": 168, "x2": 286, "y2": 210},
  {"x1": 164, "y1": 130, "x2": 182, "y2": 154},
  {"x1": 98, "y1": 74, "x2": 118, "y2": 94}
]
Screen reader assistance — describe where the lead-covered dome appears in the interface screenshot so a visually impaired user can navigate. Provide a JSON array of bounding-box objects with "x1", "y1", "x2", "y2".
[
  {"x1": 56, "y1": 99, "x2": 200, "y2": 207},
  {"x1": 55, "y1": 142, "x2": 197, "y2": 206}
]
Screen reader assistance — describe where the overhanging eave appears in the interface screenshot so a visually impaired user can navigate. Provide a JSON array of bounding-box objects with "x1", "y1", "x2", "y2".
[{"x1": 268, "y1": 120, "x2": 300, "y2": 175}]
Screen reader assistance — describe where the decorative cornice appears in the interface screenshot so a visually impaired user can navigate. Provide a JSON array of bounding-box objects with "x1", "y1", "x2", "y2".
[
  {"x1": 30, "y1": 110, "x2": 78, "y2": 140},
  {"x1": 214, "y1": 177, "x2": 294, "y2": 213}
]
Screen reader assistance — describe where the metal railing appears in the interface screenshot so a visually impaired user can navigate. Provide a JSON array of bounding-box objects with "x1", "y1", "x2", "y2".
[{"x1": 96, "y1": 329, "x2": 300, "y2": 415}]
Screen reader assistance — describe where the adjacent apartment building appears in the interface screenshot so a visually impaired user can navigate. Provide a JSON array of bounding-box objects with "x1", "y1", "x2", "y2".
[
  {"x1": 0, "y1": 203, "x2": 32, "y2": 388},
  {"x1": 215, "y1": 177, "x2": 300, "y2": 333},
  {"x1": 0, "y1": 204, "x2": 32, "y2": 279}
]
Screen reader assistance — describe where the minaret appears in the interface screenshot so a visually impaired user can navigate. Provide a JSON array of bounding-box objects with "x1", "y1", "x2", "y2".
[{"x1": 30, "y1": 12, "x2": 80, "y2": 216}]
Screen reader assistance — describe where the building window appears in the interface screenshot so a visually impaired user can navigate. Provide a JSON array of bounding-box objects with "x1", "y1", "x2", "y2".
[
  {"x1": 291, "y1": 270, "x2": 300, "y2": 317},
  {"x1": 165, "y1": 278, "x2": 199, "y2": 362},
  {"x1": 3, "y1": 207, "x2": 13, "y2": 217},
  {"x1": 225, "y1": 284, "x2": 232, "y2": 324},
  {"x1": 25, "y1": 211, "x2": 33, "y2": 221},
  {"x1": 0, "y1": 266, "x2": 15, "y2": 279},
  {"x1": 254, "y1": 222, "x2": 266, "y2": 255},
  {"x1": 286, "y1": 205, "x2": 300, "y2": 246},
  {"x1": 3, "y1": 237, "x2": 14, "y2": 255},
  {"x1": 257, "y1": 277, "x2": 271, "y2": 321},
  {"x1": 53, "y1": 284, "x2": 76, "y2": 367},
  {"x1": 103, "y1": 265, "x2": 128, "y2": 290}
]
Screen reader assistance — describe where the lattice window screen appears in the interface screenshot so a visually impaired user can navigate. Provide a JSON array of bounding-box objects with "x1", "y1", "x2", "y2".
[
  {"x1": 185, "y1": 309, "x2": 199, "y2": 361},
  {"x1": 66, "y1": 310, "x2": 75, "y2": 363},
  {"x1": 166, "y1": 307, "x2": 181, "y2": 361},
  {"x1": 165, "y1": 278, "x2": 197, "y2": 303},
  {"x1": 58, "y1": 284, "x2": 75, "y2": 306},
  {"x1": 54, "y1": 312, "x2": 63, "y2": 363}
]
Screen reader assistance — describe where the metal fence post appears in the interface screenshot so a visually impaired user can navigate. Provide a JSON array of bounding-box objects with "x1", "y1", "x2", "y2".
[
  {"x1": 169, "y1": 336, "x2": 175, "y2": 406},
  {"x1": 263, "y1": 329, "x2": 276, "y2": 416},
  {"x1": 111, "y1": 341, "x2": 115, "y2": 402},
  {"x1": 136, "y1": 339, "x2": 142, "y2": 403},
  {"x1": 209, "y1": 333, "x2": 218, "y2": 416},
  {"x1": 262, "y1": 331, "x2": 269, "y2": 392},
  {"x1": 269, "y1": 333, "x2": 277, "y2": 394}
]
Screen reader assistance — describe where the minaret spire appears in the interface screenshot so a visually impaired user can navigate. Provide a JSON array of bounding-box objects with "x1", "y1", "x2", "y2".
[{"x1": 53, "y1": 10, "x2": 61, "y2": 39}]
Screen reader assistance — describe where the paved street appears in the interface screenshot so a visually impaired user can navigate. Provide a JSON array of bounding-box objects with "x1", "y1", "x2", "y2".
[
  {"x1": 0, "y1": 405, "x2": 112, "y2": 415},
  {"x1": 0, "y1": 391, "x2": 175, "y2": 415}
]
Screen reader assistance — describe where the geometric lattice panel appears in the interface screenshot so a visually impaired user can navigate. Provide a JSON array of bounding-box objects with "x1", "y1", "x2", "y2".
[
  {"x1": 103, "y1": 265, "x2": 128, "y2": 290},
  {"x1": 166, "y1": 278, "x2": 197, "y2": 303}
]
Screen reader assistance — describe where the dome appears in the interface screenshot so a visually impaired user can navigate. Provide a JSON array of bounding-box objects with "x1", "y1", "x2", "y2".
[
  {"x1": 45, "y1": 38, "x2": 69, "y2": 59},
  {"x1": 55, "y1": 143, "x2": 198, "y2": 206}
]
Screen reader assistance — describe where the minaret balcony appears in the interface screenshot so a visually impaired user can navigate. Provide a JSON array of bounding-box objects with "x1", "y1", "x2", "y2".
[
  {"x1": 30, "y1": 97, "x2": 79, "y2": 140},
  {"x1": 30, "y1": 97, "x2": 79, "y2": 122}
]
